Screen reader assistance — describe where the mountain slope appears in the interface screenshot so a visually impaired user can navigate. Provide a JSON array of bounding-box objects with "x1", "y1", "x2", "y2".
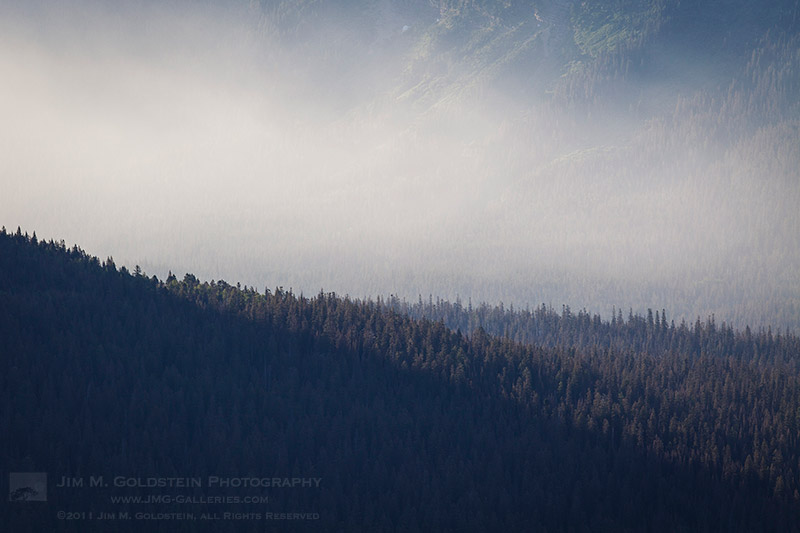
[{"x1": 2, "y1": 229, "x2": 800, "y2": 531}]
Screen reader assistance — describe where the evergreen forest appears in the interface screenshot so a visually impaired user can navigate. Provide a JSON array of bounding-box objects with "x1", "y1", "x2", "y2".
[{"x1": 3, "y1": 229, "x2": 800, "y2": 531}]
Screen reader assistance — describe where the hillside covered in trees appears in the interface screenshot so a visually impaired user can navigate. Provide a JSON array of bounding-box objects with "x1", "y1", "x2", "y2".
[{"x1": 2, "y1": 229, "x2": 800, "y2": 531}]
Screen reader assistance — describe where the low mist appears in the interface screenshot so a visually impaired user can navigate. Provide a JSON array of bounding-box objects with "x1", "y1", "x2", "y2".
[{"x1": 2, "y1": 0, "x2": 799, "y2": 331}]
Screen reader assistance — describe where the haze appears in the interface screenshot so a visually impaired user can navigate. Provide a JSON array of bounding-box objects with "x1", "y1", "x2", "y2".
[{"x1": 2, "y1": 0, "x2": 799, "y2": 331}]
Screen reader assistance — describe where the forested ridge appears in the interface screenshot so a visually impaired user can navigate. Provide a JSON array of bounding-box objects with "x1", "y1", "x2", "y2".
[{"x1": 2, "y1": 228, "x2": 800, "y2": 531}]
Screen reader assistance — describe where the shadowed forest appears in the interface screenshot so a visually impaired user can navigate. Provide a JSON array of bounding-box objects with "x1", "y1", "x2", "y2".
[{"x1": 3, "y1": 230, "x2": 800, "y2": 531}]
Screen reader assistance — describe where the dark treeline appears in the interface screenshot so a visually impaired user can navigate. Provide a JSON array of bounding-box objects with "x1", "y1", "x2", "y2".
[{"x1": 2, "y1": 227, "x2": 800, "y2": 531}]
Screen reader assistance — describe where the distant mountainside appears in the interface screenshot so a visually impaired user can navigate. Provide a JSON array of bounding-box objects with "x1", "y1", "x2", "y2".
[
  {"x1": 239, "y1": 0, "x2": 800, "y2": 332},
  {"x1": 3, "y1": 229, "x2": 800, "y2": 531},
  {"x1": 247, "y1": 0, "x2": 799, "y2": 108}
]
